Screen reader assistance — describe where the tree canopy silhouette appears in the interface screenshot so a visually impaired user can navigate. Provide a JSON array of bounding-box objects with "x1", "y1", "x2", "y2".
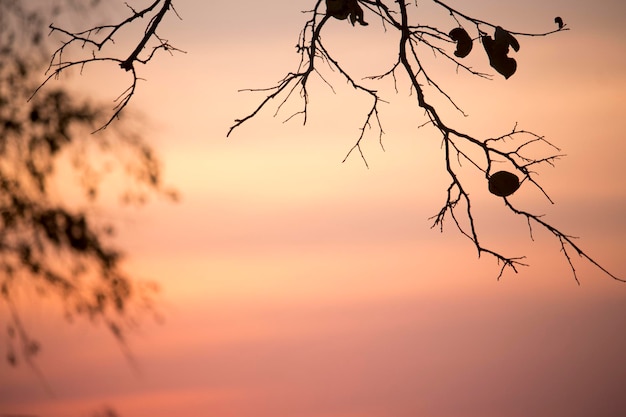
[{"x1": 0, "y1": 0, "x2": 176, "y2": 372}]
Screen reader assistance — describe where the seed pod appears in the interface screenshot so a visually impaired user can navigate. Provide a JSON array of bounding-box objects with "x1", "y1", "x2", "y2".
[
  {"x1": 488, "y1": 171, "x2": 520, "y2": 197},
  {"x1": 449, "y1": 27, "x2": 473, "y2": 58}
]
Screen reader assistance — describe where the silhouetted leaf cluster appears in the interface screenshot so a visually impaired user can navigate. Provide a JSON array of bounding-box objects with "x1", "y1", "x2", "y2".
[{"x1": 449, "y1": 25, "x2": 520, "y2": 79}]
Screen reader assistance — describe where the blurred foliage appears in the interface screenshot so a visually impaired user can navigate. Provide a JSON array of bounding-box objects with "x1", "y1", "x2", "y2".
[
  {"x1": 1, "y1": 0, "x2": 175, "y2": 370},
  {"x1": 92, "y1": 405, "x2": 120, "y2": 417}
]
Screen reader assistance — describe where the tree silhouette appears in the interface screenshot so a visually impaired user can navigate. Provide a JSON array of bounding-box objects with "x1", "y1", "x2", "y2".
[
  {"x1": 227, "y1": 0, "x2": 623, "y2": 283},
  {"x1": 1, "y1": 0, "x2": 176, "y2": 372}
]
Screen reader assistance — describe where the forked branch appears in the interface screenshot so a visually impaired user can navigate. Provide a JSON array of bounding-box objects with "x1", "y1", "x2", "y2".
[{"x1": 32, "y1": 0, "x2": 183, "y2": 130}]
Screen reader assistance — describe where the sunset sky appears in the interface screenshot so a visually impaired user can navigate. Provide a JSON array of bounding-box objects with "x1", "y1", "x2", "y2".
[{"x1": 2, "y1": 1, "x2": 626, "y2": 416}]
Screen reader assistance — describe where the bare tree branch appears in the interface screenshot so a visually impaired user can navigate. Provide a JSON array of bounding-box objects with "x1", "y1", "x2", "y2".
[{"x1": 227, "y1": 0, "x2": 621, "y2": 284}]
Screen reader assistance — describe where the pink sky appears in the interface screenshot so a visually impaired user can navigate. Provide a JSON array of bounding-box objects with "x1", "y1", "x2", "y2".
[{"x1": 2, "y1": 1, "x2": 626, "y2": 417}]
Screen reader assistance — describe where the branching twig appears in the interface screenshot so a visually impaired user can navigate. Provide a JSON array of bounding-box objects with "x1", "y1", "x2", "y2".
[{"x1": 32, "y1": 0, "x2": 183, "y2": 130}]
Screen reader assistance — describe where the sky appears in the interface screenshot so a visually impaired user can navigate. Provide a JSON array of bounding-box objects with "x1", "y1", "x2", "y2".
[{"x1": 2, "y1": 1, "x2": 626, "y2": 417}]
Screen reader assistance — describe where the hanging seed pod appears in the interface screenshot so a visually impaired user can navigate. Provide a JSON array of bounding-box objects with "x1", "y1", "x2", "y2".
[
  {"x1": 488, "y1": 171, "x2": 520, "y2": 197},
  {"x1": 449, "y1": 27, "x2": 473, "y2": 58}
]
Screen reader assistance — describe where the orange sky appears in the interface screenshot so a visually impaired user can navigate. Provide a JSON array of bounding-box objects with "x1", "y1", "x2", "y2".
[{"x1": 2, "y1": 1, "x2": 626, "y2": 417}]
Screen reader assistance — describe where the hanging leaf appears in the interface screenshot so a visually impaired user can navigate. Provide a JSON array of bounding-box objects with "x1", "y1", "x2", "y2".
[
  {"x1": 495, "y1": 26, "x2": 520, "y2": 52},
  {"x1": 482, "y1": 35, "x2": 517, "y2": 79},
  {"x1": 555, "y1": 17, "x2": 564, "y2": 29},
  {"x1": 326, "y1": 0, "x2": 368, "y2": 26}
]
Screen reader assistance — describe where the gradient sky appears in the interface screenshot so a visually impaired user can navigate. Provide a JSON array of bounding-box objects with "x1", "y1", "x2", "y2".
[{"x1": 2, "y1": 1, "x2": 626, "y2": 416}]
